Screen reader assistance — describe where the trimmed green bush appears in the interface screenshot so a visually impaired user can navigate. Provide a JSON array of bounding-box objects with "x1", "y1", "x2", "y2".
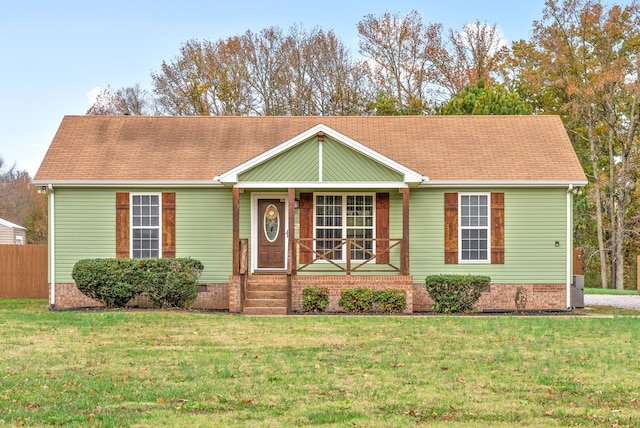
[
  {"x1": 338, "y1": 288, "x2": 407, "y2": 314},
  {"x1": 425, "y1": 274, "x2": 491, "y2": 313},
  {"x1": 72, "y1": 258, "x2": 203, "y2": 309},
  {"x1": 71, "y1": 258, "x2": 141, "y2": 308},
  {"x1": 339, "y1": 288, "x2": 376, "y2": 313},
  {"x1": 302, "y1": 286, "x2": 330, "y2": 313},
  {"x1": 375, "y1": 289, "x2": 407, "y2": 314},
  {"x1": 142, "y1": 258, "x2": 203, "y2": 309}
]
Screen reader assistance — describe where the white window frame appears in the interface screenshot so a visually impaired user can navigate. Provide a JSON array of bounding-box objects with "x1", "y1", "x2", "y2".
[
  {"x1": 313, "y1": 192, "x2": 376, "y2": 263},
  {"x1": 458, "y1": 192, "x2": 491, "y2": 264},
  {"x1": 130, "y1": 192, "x2": 162, "y2": 259}
]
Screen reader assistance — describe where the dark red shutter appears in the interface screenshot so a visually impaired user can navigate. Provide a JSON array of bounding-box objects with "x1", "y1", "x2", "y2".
[
  {"x1": 444, "y1": 193, "x2": 458, "y2": 264},
  {"x1": 162, "y1": 192, "x2": 176, "y2": 258},
  {"x1": 376, "y1": 193, "x2": 389, "y2": 263},
  {"x1": 115, "y1": 192, "x2": 130, "y2": 258},
  {"x1": 491, "y1": 192, "x2": 504, "y2": 264},
  {"x1": 299, "y1": 193, "x2": 314, "y2": 264}
]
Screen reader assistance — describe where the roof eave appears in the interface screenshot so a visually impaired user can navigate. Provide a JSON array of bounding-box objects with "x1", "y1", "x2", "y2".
[
  {"x1": 31, "y1": 180, "x2": 225, "y2": 188},
  {"x1": 420, "y1": 180, "x2": 589, "y2": 188}
]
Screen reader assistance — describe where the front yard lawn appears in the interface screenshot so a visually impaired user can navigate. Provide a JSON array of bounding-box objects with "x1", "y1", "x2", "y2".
[{"x1": 1, "y1": 300, "x2": 639, "y2": 427}]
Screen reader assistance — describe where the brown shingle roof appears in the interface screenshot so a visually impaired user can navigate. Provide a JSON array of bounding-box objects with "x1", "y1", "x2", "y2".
[{"x1": 34, "y1": 115, "x2": 587, "y2": 183}]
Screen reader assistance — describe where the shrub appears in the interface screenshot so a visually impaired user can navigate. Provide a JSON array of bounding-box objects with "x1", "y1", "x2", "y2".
[
  {"x1": 339, "y1": 288, "x2": 376, "y2": 313},
  {"x1": 142, "y1": 258, "x2": 203, "y2": 309},
  {"x1": 72, "y1": 258, "x2": 141, "y2": 308},
  {"x1": 425, "y1": 274, "x2": 491, "y2": 313},
  {"x1": 375, "y1": 289, "x2": 407, "y2": 314},
  {"x1": 72, "y1": 258, "x2": 203, "y2": 309},
  {"x1": 302, "y1": 286, "x2": 330, "y2": 313},
  {"x1": 514, "y1": 286, "x2": 528, "y2": 313},
  {"x1": 338, "y1": 288, "x2": 407, "y2": 314}
]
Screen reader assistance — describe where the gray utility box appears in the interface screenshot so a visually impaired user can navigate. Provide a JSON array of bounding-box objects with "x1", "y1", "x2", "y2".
[{"x1": 571, "y1": 275, "x2": 585, "y2": 308}]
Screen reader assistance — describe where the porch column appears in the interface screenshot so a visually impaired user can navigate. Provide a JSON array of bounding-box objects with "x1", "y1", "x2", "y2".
[
  {"x1": 232, "y1": 187, "x2": 240, "y2": 275},
  {"x1": 401, "y1": 187, "x2": 410, "y2": 276},
  {"x1": 288, "y1": 187, "x2": 296, "y2": 275}
]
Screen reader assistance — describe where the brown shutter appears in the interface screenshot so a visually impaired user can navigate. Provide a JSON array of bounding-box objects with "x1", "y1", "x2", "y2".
[
  {"x1": 491, "y1": 192, "x2": 504, "y2": 264},
  {"x1": 299, "y1": 193, "x2": 314, "y2": 264},
  {"x1": 116, "y1": 192, "x2": 130, "y2": 258},
  {"x1": 444, "y1": 193, "x2": 458, "y2": 264},
  {"x1": 162, "y1": 192, "x2": 176, "y2": 258},
  {"x1": 376, "y1": 193, "x2": 389, "y2": 263}
]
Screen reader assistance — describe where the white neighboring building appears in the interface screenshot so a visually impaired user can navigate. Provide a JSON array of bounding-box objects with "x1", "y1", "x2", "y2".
[{"x1": 0, "y1": 218, "x2": 26, "y2": 244}]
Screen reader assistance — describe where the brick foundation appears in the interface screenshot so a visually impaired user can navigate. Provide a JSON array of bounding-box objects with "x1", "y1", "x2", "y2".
[
  {"x1": 52, "y1": 280, "x2": 567, "y2": 312},
  {"x1": 51, "y1": 283, "x2": 229, "y2": 310},
  {"x1": 413, "y1": 282, "x2": 567, "y2": 312}
]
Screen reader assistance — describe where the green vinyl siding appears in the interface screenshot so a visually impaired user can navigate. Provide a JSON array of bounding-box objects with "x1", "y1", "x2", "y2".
[
  {"x1": 322, "y1": 137, "x2": 403, "y2": 182},
  {"x1": 239, "y1": 138, "x2": 318, "y2": 182},
  {"x1": 409, "y1": 188, "x2": 568, "y2": 283},
  {"x1": 53, "y1": 188, "x2": 117, "y2": 283},
  {"x1": 175, "y1": 188, "x2": 233, "y2": 283},
  {"x1": 53, "y1": 187, "x2": 235, "y2": 284}
]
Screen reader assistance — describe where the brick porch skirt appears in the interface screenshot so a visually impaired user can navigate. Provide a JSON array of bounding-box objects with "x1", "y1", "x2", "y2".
[
  {"x1": 51, "y1": 283, "x2": 229, "y2": 310},
  {"x1": 293, "y1": 276, "x2": 415, "y2": 314}
]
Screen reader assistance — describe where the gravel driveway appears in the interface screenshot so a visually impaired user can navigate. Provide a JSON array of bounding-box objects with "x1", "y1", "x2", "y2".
[{"x1": 584, "y1": 294, "x2": 640, "y2": 311}]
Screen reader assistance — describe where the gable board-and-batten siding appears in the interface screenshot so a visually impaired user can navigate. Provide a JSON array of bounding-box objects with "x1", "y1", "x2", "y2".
[
  {"x1": 52, "y1": 187, "x2": 234, "y2": 284},
  {"x1": 322, "y1": 137, "x2": 403, "y2": 182},
  {"x1": 409, "y1": 188, "x2": 567, "y2": 283},
  {"x1": 239, "y1": 138, "x2": 319, "y2": 182},
  {"x1": 238, "y1": 136, "x2": 404, "y2": 183}
]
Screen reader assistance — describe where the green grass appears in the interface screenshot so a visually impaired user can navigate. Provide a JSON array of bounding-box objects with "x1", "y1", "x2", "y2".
[
  {"x1": 585, "y1": 287, "x2": 638, "y2": 295},
  {"x1": 1, "y1": 299, "x2": 639, "y2": 427}
]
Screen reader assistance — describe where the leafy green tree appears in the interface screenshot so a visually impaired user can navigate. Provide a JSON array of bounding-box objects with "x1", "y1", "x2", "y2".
[{"x1": 435, "y1": 80, "x2": 532, "y2": 115}]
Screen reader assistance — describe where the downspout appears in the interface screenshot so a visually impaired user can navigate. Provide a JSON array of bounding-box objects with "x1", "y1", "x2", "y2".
[
  {"x1": 566, "y1": 184, "x2": 572, "y2": 308},
  {"x1": 49, "y1": 184, "x2": 55, "y2": 310}
]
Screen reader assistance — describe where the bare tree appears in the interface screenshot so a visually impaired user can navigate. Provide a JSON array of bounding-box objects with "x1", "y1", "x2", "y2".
[
  {"x1": 358, "y1": 10, "x2": 435, "y2": 114},
  {"x1": 87, "y1": 84, "x2": 154, "y2": 115},
  {"x1": 0, "y1": 157, "x2": 47, "y2": 243}
]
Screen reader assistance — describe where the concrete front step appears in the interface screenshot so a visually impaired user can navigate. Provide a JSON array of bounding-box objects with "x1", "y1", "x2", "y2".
[
  {"x1": 245, "y1": 281, "x2": 288, "y2": 292},
  {"x1": 245, "y1": 290, "x2": 287, "y2": 300},
  {"x1": 243, "y1": 306, "x2": 288, "y2": 315},
  {"x1": 244, "y1": 298, "x2": 287, "y2": 308}
]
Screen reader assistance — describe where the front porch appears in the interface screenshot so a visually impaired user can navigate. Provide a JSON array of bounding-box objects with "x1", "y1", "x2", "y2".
[{"x1": 230, "y1": 187, "x2": 413, "y2": 314}]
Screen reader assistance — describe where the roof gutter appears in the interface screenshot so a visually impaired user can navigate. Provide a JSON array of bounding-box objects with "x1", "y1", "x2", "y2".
[
  {"x1": 31, "y1": 180, "x2": 225, "y2": 188},
  {"x1": 48, "y1": 184, "x2": 55, "y2": 311},
  {"x1": 566, "y1": 184, "x2": 573, "y2": 309},
  {"x1": 420, "y1": 180, "x2": 588, "y2": 188}
]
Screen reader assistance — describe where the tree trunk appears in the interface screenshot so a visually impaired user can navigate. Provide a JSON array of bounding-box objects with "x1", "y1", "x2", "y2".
[{"x1": 587, "y1": 119, "x2": 609, "y2": 288}]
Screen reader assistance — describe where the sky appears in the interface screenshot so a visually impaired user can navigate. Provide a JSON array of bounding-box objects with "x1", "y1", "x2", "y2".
[{"x1": 0, "y1": 0, "x2": 548, "y2": 177}]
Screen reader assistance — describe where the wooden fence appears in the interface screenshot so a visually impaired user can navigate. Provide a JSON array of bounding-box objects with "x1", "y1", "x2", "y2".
[{"x1": 0, "y1": 244, "x2": 48, "y2": 298}]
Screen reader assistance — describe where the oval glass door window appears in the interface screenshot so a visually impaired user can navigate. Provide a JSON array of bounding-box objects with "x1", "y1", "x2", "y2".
[{"x1": 264, "y1": 204, "x2": 280, "y2": 242}]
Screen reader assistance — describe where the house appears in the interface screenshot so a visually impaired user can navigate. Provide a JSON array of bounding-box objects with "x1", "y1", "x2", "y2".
[
  {"x1": 0, "y1": 218, "x2": 26, "y2": 244},
  {"x1": 34, "y1": 115, "x2": 587, "y2": 313}
]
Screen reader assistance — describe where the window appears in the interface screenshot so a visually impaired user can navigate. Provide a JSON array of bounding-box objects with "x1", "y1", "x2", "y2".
[
  {"x1": 315, "y1": 194, "x2": 374, "y2": 261},
  {"x1": 459, "y1": 194, "x2": 489, "y2": 262},
  {"x1": 131, "y1": 194, "x2": 161, "y2": 258}
]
